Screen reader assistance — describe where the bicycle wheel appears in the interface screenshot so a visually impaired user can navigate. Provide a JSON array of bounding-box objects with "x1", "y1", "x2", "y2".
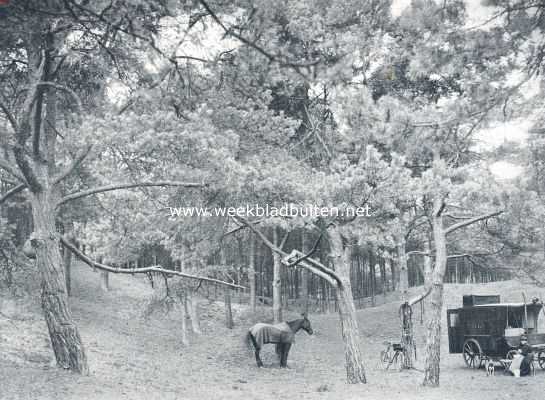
[{"x1": 380, "y1": 350, "x2": 391, "y2": 369}]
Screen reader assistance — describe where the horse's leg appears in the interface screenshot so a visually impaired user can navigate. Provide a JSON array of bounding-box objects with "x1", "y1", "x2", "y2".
[
  {"x1": 280, "y1": 343, "x2": 292, "y2": 368},
  {"x1": 249, "y1": 333, "x2": 264, "y2": 367},
  {"x1": 255, "y1": 348, "x2": 264, "y2": 368}
]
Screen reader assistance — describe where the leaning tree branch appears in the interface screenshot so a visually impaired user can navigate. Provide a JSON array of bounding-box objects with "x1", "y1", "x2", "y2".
[
  {"x1": 56, "y1": 181, "x2": 205, "y2": 207},
  {"x1": 53, "y1": 144, "x2": 93, "y2": 185},
  {"x1": 408, "y1": 286, "x2": 432, "y2": 306},
  {"x1": 60, "y1": 236, "x2": 246, "y2": 289},
  {"x1": 284, "y1": 233, "x2": 323, "y2": 268},
  {"x1": 445, "y1": 210, "x2": 503, "y2": 235},
  {"x1": 234, "y1": 215, "x2": 341, "y2": 287},
  {"x1": 0, "y1": 98, "x2": 18, "y2": 132},
  {"x1": 284, "y1": 253, "x2": 338, "y2": 287},
  {"x1": 0, "y1": 155, "x2": 26, "y2": 183},
  {"x1": 0, "y1": 183, "x2": 27, "y2": 205}
]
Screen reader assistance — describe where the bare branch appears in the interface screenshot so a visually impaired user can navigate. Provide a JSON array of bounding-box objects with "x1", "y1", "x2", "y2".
[
  {"x1": 57, "y1": 181, "x2": 205, "y2": 207},
  {"x1": 445, "y1": 210, "x2": 503, "y2": 235},
  {"x1": 0, "y1": 183, "x2": 26, "y2": 205},
  {"x1": 60, "y1": 236, "x2": 245, "y2": 289}
]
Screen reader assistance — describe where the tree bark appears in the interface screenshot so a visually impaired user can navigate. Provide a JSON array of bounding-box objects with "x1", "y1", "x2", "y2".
[
  {"x1": 272, "y1": 228, "x2": 282, "y2": 323},
  {"x1": 329, "y1": 227, "x2": 367, "y2": 384},
  {"x1": 31, "y1": 193, "x2": 89, "y2": 374}
]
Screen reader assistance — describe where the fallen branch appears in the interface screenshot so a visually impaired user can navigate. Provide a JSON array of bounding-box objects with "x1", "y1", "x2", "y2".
[{"x1": 60, "y1": 236, "x2": 246, "y2": 289}]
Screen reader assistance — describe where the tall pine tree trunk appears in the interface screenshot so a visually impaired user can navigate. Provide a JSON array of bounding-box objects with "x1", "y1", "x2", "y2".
[
  {"x1": 31, "y1": 192, "x2": 88, "y2": 374},
  {"x1": 423, "y1": 200, "x2": 447, "y2": 387},
  {"x1": 329, "y1": 227, "x2": 367, "y2": 383},
  {"x1": 272, "y1": 228, "x2": 282, "y2": 323}
]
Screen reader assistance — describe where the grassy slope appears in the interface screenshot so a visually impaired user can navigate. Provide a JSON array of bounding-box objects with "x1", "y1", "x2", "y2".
[{"x1": 1, "y1": 263, "x2": 545, "y2": 400}]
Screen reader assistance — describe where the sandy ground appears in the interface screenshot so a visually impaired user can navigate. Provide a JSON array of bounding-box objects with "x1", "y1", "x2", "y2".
[{"x1": 1, "y1": 264, "x2": 545, "y2": 400}]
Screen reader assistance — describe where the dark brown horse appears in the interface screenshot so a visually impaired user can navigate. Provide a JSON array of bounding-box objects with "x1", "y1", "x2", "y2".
[{"x1": 247, "y1": 314, "x2": 313, "y2": 367}]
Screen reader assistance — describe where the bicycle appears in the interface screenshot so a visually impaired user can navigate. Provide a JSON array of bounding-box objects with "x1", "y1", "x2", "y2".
[{"x1": 379, "y1": 341, "x2": 405, "y2": 370}]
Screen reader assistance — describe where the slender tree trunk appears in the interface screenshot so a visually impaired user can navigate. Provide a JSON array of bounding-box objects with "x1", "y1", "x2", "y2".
[
  {"x1": 187, "y1": 294, "x2": 202, "y2": 334},
  {"x1": 329, "y1": 227, "x2": 367, "y2": 384},
  {"x1": 220, "y1": 247, "x2": 234, "y2": 329},
  {"x1": 389, "y1": 258, "x2": 396, "y2": 291},
  {"x1": 397, "y1": 235, "x2": 408, "y2": 302},
  {"x1": 179, "y1": 293, "x2": 189, "y2": 345},
  {"x1": 224, "y1": 290, "x2": 234, "y2": 329},
  {"x1": 31, "y1": 193, "x2": 88, "y2": 374},
  {"x1": 249, "y1": 232, "x2": 256, "y2": 312},
  {"x1": 100, "y1": 271, "x2": 109, "y2": 291},
  {"x1": 301, "y1": 230, "x2": 309, "y2": 313},
  {"x1": 423, "y1": 200, "x2": 447, "y2": 387},
  {"x1": 272, "y1": 228, "x2": 282, "y2": 323}
]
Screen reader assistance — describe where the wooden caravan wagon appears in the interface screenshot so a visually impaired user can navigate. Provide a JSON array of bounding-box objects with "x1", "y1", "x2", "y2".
[{"x1": 447, "y1": 295, "x2": 545, "y2": 369}]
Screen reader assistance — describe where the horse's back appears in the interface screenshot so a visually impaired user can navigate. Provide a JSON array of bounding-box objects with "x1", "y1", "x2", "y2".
[{"x1": 249, "y1": 322, "x2": 294, "y2": 347}]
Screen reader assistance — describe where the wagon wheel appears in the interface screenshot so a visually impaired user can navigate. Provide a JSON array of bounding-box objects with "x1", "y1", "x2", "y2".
[
  {"x1": 463, "y1": 339, "x2": 483, "y2": 368},
  {"x1": 538, "y1": 350, "x2": 545, "y2": 370},
  {"x1": 506, "y1": 349, "x2": 518, "y2": 360}
]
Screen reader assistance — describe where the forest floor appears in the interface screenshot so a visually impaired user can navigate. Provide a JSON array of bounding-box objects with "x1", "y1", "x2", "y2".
[{"x1": 2, "y1": 263, "x2": 545, "y2": 400}]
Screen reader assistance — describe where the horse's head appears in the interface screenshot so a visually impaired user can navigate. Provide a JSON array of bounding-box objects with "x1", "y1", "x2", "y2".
[{"x1": 301, "y1": 313, "x2": 313, "y2": 335}]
